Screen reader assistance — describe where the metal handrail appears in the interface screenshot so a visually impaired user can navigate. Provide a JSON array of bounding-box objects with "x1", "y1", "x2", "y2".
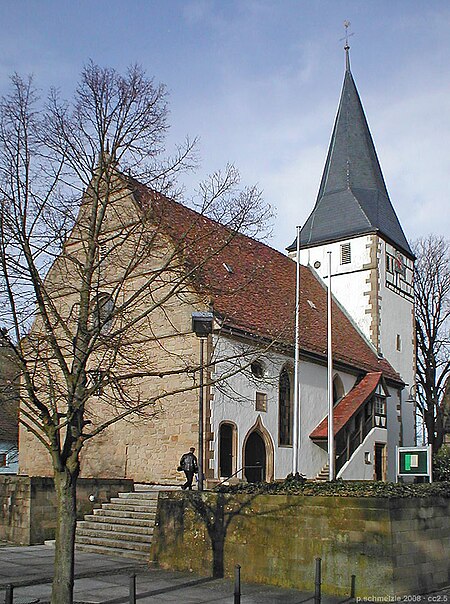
[{"x1": 213, "y1": 464, "x2": 263, "y2": 490}]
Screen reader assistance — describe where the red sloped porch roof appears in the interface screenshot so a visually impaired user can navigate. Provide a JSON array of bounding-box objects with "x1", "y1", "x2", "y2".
[{"x1": 310, "y1": 372, "x2": 383, "y2": 440}]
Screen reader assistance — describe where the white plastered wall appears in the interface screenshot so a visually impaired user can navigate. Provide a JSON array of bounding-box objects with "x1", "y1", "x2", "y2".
[
  {"x1": 294, "y1": 235, "x2": 375, "y2": 342},
  {"x1": 378, "y1": 240, "x2": 415, "y2": 448},
  {"x1": 338, "y1": 427, "x2": 388, "y2": 481},
  {"x1": 210, "y1": 334, "x2": 394, "y2": 481},
  {"x1": 292, "y1": 234, "x2": 415, "y2": 458}
]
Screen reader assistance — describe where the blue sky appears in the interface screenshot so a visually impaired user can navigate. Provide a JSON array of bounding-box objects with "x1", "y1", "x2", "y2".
[{"x1": 1, "y1": 0, "x2": 449, "y2": 251}]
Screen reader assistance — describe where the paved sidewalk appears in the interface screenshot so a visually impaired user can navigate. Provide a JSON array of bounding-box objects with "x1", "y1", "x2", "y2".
[
  {"x1": 1, "y1": 545, "x2": 449, "y2": 603},
  {"x1": 0, "y1": 545, "x2": 344, "y2": 603}
]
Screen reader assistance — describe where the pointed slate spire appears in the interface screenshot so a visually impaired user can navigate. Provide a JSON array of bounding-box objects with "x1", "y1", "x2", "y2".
[{"x1": 288, "y1": 46, "x2": 412, "y2": 257}]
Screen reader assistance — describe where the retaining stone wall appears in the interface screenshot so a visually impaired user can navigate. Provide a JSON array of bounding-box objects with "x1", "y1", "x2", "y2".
[
  {"x1": 0, "y1": 475, "x2": 133, "y2": 544},
  {"x1": 150, "y1": 492, "x2": 450, "y2": 597}
]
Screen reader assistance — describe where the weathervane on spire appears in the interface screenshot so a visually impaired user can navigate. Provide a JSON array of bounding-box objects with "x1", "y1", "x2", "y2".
[
  {"x1": 340, "y1": 20, "x2": 354, "y2": 71},
  {"x1": 342, "y1": 20, "x2": 353, "y2": 48}
]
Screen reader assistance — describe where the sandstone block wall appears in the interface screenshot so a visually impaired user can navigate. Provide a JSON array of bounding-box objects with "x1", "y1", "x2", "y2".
[
  {"x1": 18, "y1": 179, "x2": 211, "y2": 486},
  {"x1": 391, "y1": 498, "x2": 450, "y2": 594},
  {"x1": 0, "y1": 476, "x2": 133, "y2": 544},
  {"x1": 18, "y1": 328, "x2": 203, "y2": 485},
  {"x1": 0, "y1": 475, "x2": 31, "y2": 544},
  {"x1": 150, "y1": 493, "x2": 450, "y2": 597}
]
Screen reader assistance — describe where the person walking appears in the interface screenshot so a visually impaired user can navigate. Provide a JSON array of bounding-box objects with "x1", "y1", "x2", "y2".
[{"x1": 179, "y1": 447, "x2": 198, "y2": 490}]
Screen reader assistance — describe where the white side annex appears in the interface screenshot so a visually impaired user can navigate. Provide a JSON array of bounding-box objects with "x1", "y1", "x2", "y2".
[{"x1": 210, "y1": 334, "x2": 400, "y2": 482}]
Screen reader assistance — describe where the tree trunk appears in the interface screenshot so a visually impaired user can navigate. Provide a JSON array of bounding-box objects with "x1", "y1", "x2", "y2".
[
  {"x1": 52, "y1": 468, "x2": 78, "y2": 604},
  {"x1": 211, "y1": 536, "x2": 225, "y2": 578}
]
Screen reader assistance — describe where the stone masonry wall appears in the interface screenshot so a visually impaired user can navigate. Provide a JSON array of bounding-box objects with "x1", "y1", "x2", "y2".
[
  {"x1": 0, "y1": 475, "x2": 31, "y2": 544},
  {"x1": 150, "y1": 492, "x2": 450, "y2": 597},
  {"x1": 18, "y1": 180, "x2": 208, "y2": 486},
  {"x1": 391, "y1": 498, "x2": 450, "y2": 594},
  {"x1": 0, "y1": 475, "x2": 133, "y2": 544}
]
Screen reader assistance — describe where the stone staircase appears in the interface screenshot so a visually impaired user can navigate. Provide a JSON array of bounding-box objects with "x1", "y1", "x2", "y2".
[
  {"x1": 314, "y1": 464, "x2": 330, "y2": 482},
  {"x1": 75, "y1": 490, "x2": 160, "y2": 561}
]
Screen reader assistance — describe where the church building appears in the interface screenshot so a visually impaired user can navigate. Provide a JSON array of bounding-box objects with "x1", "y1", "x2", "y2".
[{"x1": 18, "y1": 46, "x2": 414, "y2": 485}]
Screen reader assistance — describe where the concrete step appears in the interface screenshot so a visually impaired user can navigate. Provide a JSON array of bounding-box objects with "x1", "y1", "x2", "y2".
[
  {"x1": 76, "y1": 534, "x2": 151, "y2": 553},
  {"x1": 103, "y1": 501, "x2": 158, "y2": 512},
  {"x1": 76, "y1": 527, "x2": 153, "y2": 543},
  {"x1": 78, "y1": 520, "x2": 154, "y2": 535},
  {"x1": 75, "y1": 542, "x2": 150, "y2": 561},
  {"x1": 82, "y1": 514, "x2": 154, "y2": 528},
  {"x1": 114, "y1": 497, "x2": 158, "y2": 506},
  {"x1": 315, "y1": 464, "x2": 330, "y2": 482},
  {"x1": 94, "y1": 507, "x2": 157, "y2": 520},
  {"x1": 134, "y1": 484, "x2": 177, "y2": 492},
  {"x1": 118, "y1": 491, "x2": 159, "y2": 500},
  {"x1": 75, "y1": 487, "x2": 160, "y2": 561}
]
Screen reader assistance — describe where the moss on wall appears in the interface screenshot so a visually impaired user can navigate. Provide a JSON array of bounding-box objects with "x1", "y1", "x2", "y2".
[{"x1": 151, "y1": 492, "x2": 450, "y2": 597}]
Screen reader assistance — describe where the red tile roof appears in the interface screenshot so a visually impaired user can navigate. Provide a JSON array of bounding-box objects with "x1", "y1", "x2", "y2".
[
  {"x1": 310, "y1": 372, "x2": 382, "y2": 440},
  {"x1": 131, "y1": 181, "x2": 402, "y2": 383}
]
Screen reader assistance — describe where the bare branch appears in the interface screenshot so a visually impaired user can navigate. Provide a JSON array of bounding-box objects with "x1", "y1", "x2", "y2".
[{"x1": 413, "y1": 235, "x2": 450, "y2": 451}]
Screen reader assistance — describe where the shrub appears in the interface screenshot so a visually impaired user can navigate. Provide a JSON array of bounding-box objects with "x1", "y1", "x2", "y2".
[
  {"x1": 434, "y1": 445, "x2": 450, "y2": 481},
  {"x1": 216, "y1": 475, "x2": 450, "y2": 498}
]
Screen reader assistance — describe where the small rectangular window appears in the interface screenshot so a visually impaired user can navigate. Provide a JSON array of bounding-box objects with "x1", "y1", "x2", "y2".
[
  {"x1": 374, "y1": 397, "x2": 386, "y2": 416},
  {"x1": 255, "y1": 392, "x2": 267, "y2": 412},
  {"x1": 386, "y1": 254, "x2": 394, "y2": 274},
  {"x1": 340, "y1": 242, "x2": 351, "y2": 265},
  {"x1": 0, "y1": 453, "x2": 7, "y2": 467},
  {"x1": 396, "y1": 334, "x2": 402, "y2": 351}
]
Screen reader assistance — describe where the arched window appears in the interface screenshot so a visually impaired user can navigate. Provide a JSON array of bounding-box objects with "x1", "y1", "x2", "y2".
[
  {"x1": 278, "y1": 367, "x2": 292, "y2": 446},
  {"x1": 333, "y1": 374, "x2": 345, "y2": 404}
]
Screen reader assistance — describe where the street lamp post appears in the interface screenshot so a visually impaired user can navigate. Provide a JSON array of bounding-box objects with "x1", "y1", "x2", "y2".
[
  {"x1": 192, "y1": 311, "x2": 214, "y2": 492},
  {"x1": 406, "y1": 384, "x2": 419, "y2": 446}
]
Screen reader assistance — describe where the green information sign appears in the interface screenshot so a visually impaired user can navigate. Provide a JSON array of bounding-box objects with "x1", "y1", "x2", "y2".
[{"x1": 397, "y1": 446, "x2": 432, "y2": 480}]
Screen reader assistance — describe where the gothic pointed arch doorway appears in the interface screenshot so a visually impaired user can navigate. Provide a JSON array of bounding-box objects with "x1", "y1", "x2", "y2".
[{"x1": 243, "y1": 417, "x2": 274, "y2": 483}]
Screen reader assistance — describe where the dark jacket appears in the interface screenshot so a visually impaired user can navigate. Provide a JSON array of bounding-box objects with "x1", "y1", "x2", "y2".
[{"x1": 180, "y1": 452, "x2": 198, "y2": 473}]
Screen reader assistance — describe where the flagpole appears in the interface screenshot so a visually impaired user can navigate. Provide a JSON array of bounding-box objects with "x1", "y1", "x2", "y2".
[
  {"x1": 293, "y1": 225, "x2": 301, "y2": 475},
  {"x1": 327, "y1": 251, "x2": 335, "y2": 481}
]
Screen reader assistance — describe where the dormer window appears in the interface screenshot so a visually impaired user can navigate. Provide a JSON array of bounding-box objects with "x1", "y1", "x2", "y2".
[{"x1": 340, "y1": 242, "x2": 351, "y2": 265}]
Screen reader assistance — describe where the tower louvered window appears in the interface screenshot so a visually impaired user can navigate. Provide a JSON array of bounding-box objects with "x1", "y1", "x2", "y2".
[{"x1": 340, "y1": 242, "x2": 351, "y2": 265}]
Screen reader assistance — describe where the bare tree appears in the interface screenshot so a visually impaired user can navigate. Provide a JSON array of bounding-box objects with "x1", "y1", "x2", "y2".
[
  {"x1": 413, "y1": 235, "x2": 450, "y2": 452},
  {"x1": 0, "y1": 64, "x2": 273, "y2": 604}
]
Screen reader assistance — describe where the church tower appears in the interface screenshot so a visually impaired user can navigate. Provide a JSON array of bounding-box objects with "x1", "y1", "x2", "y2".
[{"x1": 288, "y1": 44, "x2": 415, "y2": 447}]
